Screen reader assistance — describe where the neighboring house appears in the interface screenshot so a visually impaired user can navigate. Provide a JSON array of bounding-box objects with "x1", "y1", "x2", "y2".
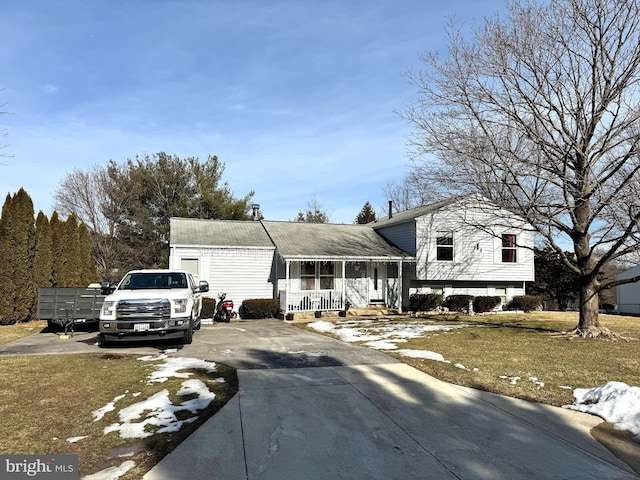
[
  {"x1": 168, "y1": 195, "x2": 535, "y2": 316},
  {"x1": 616, "y1": 266, "x2": 640, "y2": 314}
]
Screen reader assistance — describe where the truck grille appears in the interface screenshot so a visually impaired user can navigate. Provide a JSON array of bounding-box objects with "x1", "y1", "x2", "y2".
[{"x1": 116, "y1": 299, "x2": 170, "y2": 319}]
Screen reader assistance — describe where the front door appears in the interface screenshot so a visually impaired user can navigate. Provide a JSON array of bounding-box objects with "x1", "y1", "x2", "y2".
[{"x1": 368, "y1": 263, "x2": 386, "y2": 305}]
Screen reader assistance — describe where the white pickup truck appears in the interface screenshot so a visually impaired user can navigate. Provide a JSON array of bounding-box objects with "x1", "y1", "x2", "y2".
[{"x1": 99, "y1": 269, "x2": 209, "y2": 345}]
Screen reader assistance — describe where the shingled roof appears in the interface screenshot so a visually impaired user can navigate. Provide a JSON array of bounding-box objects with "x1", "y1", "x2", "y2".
[
  {"x1": 370, "y1": 197, "x2": 461, "y2": 229},
  {"x1": 170, "y1": 217, "x2": 413, "y2": 261},
  {"x1": 170, "y1": 218, "x2": 274, "y2": 248},
  {"x1": 261, "y1": 220, "x2": 410, "y2": 261}
]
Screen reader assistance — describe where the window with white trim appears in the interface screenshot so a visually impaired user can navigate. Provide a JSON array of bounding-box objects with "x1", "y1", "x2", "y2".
[
  {"x1": 180, "y1": 258, "x2": 199, "y2": 282},
  {"x1": 436, "y1": 231, "x2": 454, "y2": 261},
  {"x1": 502, "y1": 234, "x2": 517, "y2": 263},
  {"x1": 319, "y1": 262, "x2": 335, "y2": 289},
  {"x1": 301, "y1": 261, "x2": 335, "y2": 290},
  {"x1": 301, "y1": 261, "x2": 316, "y2": 290}
]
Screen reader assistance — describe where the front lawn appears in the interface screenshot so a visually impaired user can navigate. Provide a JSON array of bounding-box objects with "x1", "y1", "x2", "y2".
[
  {"x1": 0, "y1": 323, "x2": 238, "y2": 479},
  {"x1": 303, "y1": 311, "x2": 640, "y2": 407}
]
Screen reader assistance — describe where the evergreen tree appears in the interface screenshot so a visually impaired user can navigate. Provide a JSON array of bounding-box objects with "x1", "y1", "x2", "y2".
[
  {"x1": 355, "y1": 201, "x2": 376, "y2": 224},
  {"x1": 78, "y1": 222, "x2": 97, "y2": 286},
  {"x1": 63, "y1": 213, "x2": 81, "y2": 287},
  {"x1": 0, "y1": 194, "x2": 15, "y2": 323},
  {"x1": 50, "y1": 212, "x2": 65, "y2": 287},
  {"x1": 294, "y1": 195, "x2": 331, "y2": 223},
  {"x1": 33, "y1": 211, "x2": 53, "y2": 288},
  {"x1": 0, "y1": 189, "x2": 35, "y2": 322}
]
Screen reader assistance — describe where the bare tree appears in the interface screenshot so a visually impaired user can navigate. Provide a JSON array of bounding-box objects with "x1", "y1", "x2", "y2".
[
  {"x1": 382, "y1": 170, "x2": 445, "y2": 214},
  {"x1": 403, "y1": 0, "x2": 640, "y2": 337},
  {"x1": 294, "y1": 195, "x2": 332, "y2": 223}
]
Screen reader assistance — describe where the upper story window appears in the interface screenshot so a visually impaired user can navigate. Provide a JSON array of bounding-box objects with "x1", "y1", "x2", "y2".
[
  {"x1": 436, "y1": 231, "x2": 454, "y2": 261},
  {"x1": 502, "y1": 234, "x2": 517, "y2": 262}
]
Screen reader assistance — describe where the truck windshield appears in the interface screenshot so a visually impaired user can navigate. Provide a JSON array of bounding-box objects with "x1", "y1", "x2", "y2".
[{"x1": 120, "y1": 273, "x2": 187, "y2": 290}]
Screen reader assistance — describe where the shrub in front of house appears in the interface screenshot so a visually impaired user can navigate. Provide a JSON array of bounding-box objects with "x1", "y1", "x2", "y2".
[
  {"x1": 201, "y1": 297, "x2": 216, "y2": 318},
  {"x1": 445, "y1": 295, "x2": 475, "y2": 312},
  {"x1": 241, "y1": 299, "x2": 280, "y2": 319},
  {"x1": 409, "y1": 293, "x2": 444, "y2": 312},
  {"x1": 507, "y1": 295, "x2": 543, "y2": 312},
  {"x1": 473, "y1": 296, "x2": 502, "y2": 313},
  {"x1": 600, "y1": 303, "x2": 615, "y2": 313}
]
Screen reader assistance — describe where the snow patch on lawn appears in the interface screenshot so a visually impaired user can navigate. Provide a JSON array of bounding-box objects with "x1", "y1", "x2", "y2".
[{"x1": 79, "y1": 351, "x2": 222, "y2": 479}]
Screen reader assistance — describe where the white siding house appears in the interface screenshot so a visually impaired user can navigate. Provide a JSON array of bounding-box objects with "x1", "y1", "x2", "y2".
[
  {"x1": 169, "y1": 219, "x2": 276, "y2": 308},
  {"x1": 169, "y1": 195, "x2": 535, "y2": 317},
  {"x1": 616, "y1": 265, "x2": 640, "y2": 314},
  {"x1": 372, "y1": 196, "x2": 535, "y2": 308}
]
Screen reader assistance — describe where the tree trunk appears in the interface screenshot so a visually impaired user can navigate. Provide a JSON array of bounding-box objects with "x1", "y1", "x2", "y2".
[{"x1": 575, "y1": 278, "x2": 611, "y2": 337}]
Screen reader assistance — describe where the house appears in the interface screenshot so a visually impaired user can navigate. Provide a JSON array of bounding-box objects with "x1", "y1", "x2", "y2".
[
  {"x1": 168, "y1": 195, "x2": 535, "y2": 316},
  {"x1": 371, "y1": 195, "x2": 535, "y2": 308},
  {"x1": 616, "y1": 266, "x2": 640, "y2": 314}
]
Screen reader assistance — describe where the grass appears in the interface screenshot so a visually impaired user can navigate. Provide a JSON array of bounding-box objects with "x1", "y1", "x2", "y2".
[
  {"x1": 0, "y1": 322, "x2": 238, "y2": 479},
  {"x1": 303, "y1": 311, "x2": 640, "y2": 407}
]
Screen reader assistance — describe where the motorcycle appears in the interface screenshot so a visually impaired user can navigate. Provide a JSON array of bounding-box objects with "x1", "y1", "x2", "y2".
[{"x1": 214, "y1": 292, "x2": 235, "y2": 323}]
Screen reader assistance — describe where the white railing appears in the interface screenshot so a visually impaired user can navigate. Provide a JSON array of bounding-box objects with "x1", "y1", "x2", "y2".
[{"x1": 279, "y1": 289, "x2": 344, "y2": 313}]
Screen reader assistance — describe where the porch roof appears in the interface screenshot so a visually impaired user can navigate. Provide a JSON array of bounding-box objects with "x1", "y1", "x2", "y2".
[{"x1": 262, "y1": 220, "x2": 413, "y2": 262}]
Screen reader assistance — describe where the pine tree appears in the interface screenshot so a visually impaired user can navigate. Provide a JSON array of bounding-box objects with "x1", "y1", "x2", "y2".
[{"x1": 355, "y1": 201, "x2": 376, "y2": 224}]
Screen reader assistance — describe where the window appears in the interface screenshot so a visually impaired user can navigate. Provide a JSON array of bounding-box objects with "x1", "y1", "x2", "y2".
[
  {"x1": 502, "y1": 234, "x2": 517, "y2": 262},
  {"x1": 181, "y1": 258, "x2": 199, "y2": 281},
  {"x1": 436, "y1": 231, "x2": 454, "y2": 261},
  {"x1": 319, "y1": 262, "x2": 335, "y2": 289},
  {"x1": 301, "y1": 262, "x2": 316, "y2": 290},
  {"x1": 301, "y1": 261, "x2": 335, "y2": 290}
]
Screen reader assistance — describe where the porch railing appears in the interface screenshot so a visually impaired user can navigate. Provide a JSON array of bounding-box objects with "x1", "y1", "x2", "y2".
[{"x1": 279, "y1": 289, "x2": 344, "y2": 313}]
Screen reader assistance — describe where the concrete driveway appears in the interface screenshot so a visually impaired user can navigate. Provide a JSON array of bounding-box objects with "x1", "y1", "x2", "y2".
[{"x1": 1, "y1": 320, "x2": 637, "y2": 479}]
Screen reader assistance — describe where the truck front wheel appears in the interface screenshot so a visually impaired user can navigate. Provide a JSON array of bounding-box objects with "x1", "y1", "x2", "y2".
[{"x1": 182, "y1": 318, "x2": 194, "y2": 344}]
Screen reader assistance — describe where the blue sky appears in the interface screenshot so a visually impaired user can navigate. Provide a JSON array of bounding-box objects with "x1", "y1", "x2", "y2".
[{"x1": 1, "y1": 0, "x2": 504, "y2": 224}]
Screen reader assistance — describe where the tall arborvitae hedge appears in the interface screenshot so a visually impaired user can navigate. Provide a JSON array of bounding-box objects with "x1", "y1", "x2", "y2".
[
  {"x1": 0, "y1": 194, "x2": 15, "y2": 324},
  {"x1": 0, "y1": 189, "x2": 36, "y2": 323},
  {"x1": 33, "y1": 212, "x2": 53, "y2": 288},
  {"x1": 0, "y1": 189, "x2": 97, "y2": 324},
  {"x1": 78, "y1": 223, "x2": 97, "y2": 286}
]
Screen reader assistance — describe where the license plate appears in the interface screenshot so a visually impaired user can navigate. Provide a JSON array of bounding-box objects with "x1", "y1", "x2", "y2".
[{"x1": 134, "y1": 323, "x2": 150, "y2": 332}]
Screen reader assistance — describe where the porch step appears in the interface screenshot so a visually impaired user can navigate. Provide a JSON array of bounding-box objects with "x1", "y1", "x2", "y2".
[{"x1": 282, "y1": 307, "x2": 401, "y2": 323}]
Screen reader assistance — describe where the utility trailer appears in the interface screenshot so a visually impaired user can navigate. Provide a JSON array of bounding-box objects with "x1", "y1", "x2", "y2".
[{"x1": 37, "y1": 285, "x2": 106, "y2": 333}]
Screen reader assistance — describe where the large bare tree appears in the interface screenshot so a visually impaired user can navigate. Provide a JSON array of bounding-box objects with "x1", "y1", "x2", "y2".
[{"x1": 403, "y1": 0, "x2": 640, "y2": 336}]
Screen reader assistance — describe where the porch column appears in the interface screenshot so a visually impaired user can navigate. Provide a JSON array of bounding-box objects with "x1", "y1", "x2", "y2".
[
  {"x1": 285, "y1": 260, "x2": 290, "y2": 314},
  {"x1": 342, "y1": 261, "x2": 346, "y2": 310},
  {"x1": 398, "y1": 259, "x2": 403, "y2": 312}
]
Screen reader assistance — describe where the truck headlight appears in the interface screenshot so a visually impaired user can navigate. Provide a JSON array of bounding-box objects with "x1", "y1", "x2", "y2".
[
  {"x1": 174, "y1": 299, "x2": 187, "y2": 314},
  {"x1": 102, "y1": 301, "x2": 115, "y2": 316}
]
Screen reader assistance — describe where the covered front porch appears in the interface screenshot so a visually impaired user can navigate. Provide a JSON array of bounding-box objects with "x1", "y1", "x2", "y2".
[{"x1": 277, "y1": 257, "x2": 405, "y2": 315}]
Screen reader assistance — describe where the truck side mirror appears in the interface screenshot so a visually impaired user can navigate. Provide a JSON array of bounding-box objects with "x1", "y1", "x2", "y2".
[
  {"x1": 199, "y1": 281, "x2": 209, "y2": 293},
  {"x1": 101, "y1": 282, "x2": 113, "y2": 295}
]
